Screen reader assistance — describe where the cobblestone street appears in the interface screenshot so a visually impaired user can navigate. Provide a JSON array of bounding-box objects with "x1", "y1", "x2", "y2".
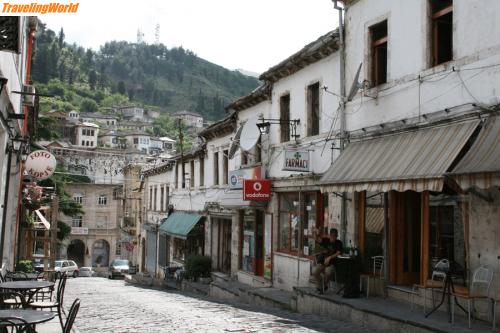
[{"x1": 63, "y1": 277, "x2": 374, "y2": 333}]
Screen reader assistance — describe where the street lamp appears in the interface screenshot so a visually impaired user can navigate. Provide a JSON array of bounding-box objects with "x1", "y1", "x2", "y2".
[
  {"x1": 9, "y1": 135, "x2": 26, "y2": 153},
  {"x1": 256, "y1": 118, "x2": 301, "y2": 140}
]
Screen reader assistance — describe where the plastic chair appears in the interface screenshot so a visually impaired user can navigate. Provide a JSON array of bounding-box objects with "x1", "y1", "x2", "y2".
[
  {"x1": 29, "y1": 273, "x2": 67, "y2": 329},
  {"x1": 451, "y1": 265, "x2": 494, "y2": 328},
  {"x1": 359, "y1": 256, "x2": 384, "y2": 298},
  {"x1": 63, "y1": 299, "x2": 81, "y2": 333}
]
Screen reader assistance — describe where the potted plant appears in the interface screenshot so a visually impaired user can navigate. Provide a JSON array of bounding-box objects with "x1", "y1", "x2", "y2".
[{"x1": 185, "y1": 255, "x2": 212, "y2": 283}]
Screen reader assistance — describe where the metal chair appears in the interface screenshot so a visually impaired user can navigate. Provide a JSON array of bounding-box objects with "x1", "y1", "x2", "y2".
[
  {"x1": 359, "y1": 256, "x2": 384, "y2": 298},
  {"x1": 63, "y1": 299, "x2": 80, "y2": 333},
  {"x1": 0, "y1": 292, "x2": 27, "y2": 310},
  {"x1": 451, "y1": 265, "x2": 494, "y2": 328},
  {"x1": 422, "y1": 259, "x2": 449, "y2": 313},
  {"x1": 29, "y1": 273, "x2": 67, "y2": 329},
  {"x1": 0, "y1": 316, "x2": 34, "y2": 333}
]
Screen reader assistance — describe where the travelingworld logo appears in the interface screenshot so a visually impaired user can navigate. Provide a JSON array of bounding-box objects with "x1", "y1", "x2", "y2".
[{"x1": 2, "y1": 1, "x2": 79, "y2": 14}]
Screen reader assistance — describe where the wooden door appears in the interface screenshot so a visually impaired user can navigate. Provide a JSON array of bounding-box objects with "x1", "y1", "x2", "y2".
[
  {"x1": 390, "y1": 192, "x2": 422, "y2": 286},
  {"x1": 217, "y1": 219, "x2": 232, "y2": 274}
]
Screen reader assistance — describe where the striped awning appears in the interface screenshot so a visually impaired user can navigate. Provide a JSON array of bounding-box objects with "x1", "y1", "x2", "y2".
[
  {"x1": 320, "y1": 120, "x2": 480, "y2": 192},
  {"x1": 451, "y1": 115, "x2": 500, "y2": 190}
]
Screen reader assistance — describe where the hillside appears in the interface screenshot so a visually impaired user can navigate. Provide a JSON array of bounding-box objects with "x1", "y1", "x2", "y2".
[{"x1": 31, "y1": 23, "x2": 260, "y2": 120}]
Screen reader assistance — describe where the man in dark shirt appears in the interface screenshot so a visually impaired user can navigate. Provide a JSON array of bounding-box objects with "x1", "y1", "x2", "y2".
[{"x1": 313, "y1": 228, "x2": 343, "y2": 293}]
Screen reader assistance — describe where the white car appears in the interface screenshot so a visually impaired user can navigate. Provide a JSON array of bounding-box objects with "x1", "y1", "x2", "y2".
[
  {"x1": 54, "y1": 260, "x2": 79, "y2": 278},
  {"x1": 78, "y1": 267, "x2": 95, "y2": 277}
]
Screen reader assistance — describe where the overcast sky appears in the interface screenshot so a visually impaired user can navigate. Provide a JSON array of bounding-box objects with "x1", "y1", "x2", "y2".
[{"x1": 42, "y1": 0, "x2": 338, "y2": 74}]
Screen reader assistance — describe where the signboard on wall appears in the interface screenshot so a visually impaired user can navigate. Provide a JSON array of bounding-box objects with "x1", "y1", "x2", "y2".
[
  {"x1": 71, "y1": 227, "x2": 88, "y2": 235},
  {"x1": 229, "y1": 166, "x2": 262, "y2": 189},
  {"x1": 283, "y1": 150, "x2": 310, "y2": 172},
  {"x1": 243, "y1": 179, "x2": 271, "y2": 201},
  {"x1": 25, "y1": 150, "x2": 57, "y2": 180}
]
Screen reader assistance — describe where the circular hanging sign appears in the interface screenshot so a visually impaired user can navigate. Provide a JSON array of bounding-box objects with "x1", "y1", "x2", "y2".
[{"x1": 25, "y1": 150, "x2": 57, "y2": 180}]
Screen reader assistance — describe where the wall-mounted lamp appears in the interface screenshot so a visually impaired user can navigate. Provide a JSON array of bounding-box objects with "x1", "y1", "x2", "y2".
[
  {"x1": 256, "y1": 118, "x2": 301, "y2": 140},
  {"x1": 10, "y1": 135, "x2": 27, "y2": 153}
]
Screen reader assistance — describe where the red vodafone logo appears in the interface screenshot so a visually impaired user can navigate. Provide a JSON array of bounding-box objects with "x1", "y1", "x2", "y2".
[{"x1": 243, "y1": 179, "x2": 271, "y2": 201}]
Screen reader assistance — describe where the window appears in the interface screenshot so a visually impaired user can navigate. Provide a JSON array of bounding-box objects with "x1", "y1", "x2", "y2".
[
  {"x1": 222, "y1": 150, "x2": 228, "y2": 185},
  {"x1": 72, "y1": 216, "x2": 83, "y2": 227},
  {"x1": 133, "y1": 138, "x2": 139, "y2": 144},
  {"x1": 175, "y1": 164, "x2": 179, "y2": 189},
  {"x1": 149, "y1": 186, "x2": 153, "y2": 209},
  {"x1": 182, "y1": 162, "x2": 187, "y2": 189},
  {"x1": 370, "y1": 20, "x2": 388, "y2": 86},
  {"x1": 116, "y1": 241, "x2": 121, "y2": 256},
  {"x1": 431, "y1": 0, "x2": 453, "y2": 66},
  {"x1": 278, "y1": 192, "x2": 325, "y2": 255},
  {"x1": 160, "y1": 186, "x2": 164, "y2": 211},
  {"x1": 280, "y1": 94, "x2": 291, "y2": 142},
  {"x1": 190, "y1": 160, "x2": 195, "y2": 188},
  {"x1": 73, "y1": 193, "x2": 83, "y2": 204},
  {"x1": 81, "y1": 140, "x2": 85, "y2": 146},
  {"x1": 98, "y1": 195, "x2": 107, "y2": 206},
  {"x1": 307, "y1": 82, "x2": 320, "y2": 136},
  {"x1": 154, "y1": 186, "x2": 157, "y2": 211},
  {"x1": 90, "y1": 141, "x2": 94, "y2": 147},
  {"x1": 90, "y1": 130, "x2": 94, "y2": 136},
  {"x1": 213, "y1": 152, "x2": 219, "y2": 185},
  {"x1": 358, "y1": 192, "x2": 386, "y2": 272},
  {"x1": 199, "y1": 157, "x2": 204, "y2": 187},
  {"x1": 173, "y1": 238, "x2": 186, "y2": 261}
]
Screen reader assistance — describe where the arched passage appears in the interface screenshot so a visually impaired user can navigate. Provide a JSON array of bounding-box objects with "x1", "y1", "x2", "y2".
[
  {"x1": 92, "y1": 239, "x2": 110, "y2": 267},
  {"x1": 67, "y1": 239, "x2": 85, "y2": 267}
]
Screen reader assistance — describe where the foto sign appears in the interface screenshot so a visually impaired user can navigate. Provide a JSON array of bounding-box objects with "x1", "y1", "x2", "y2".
[
  {"x1": 283, "y1": 150, "x2": 310, "y2": 172},
  {"x1": 243, "y1": 179, "x2": 271, "y2": 201},
  {"x1": 25, "y1": 150, "x2": 57, "y2": 180}
]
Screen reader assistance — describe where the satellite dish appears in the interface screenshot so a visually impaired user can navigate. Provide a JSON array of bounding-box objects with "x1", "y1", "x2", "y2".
[
  {"x1": 347, "y1": 63, "x2": 363, "y2": 101},
  {"x1": 240, "y1": 117, "x2": 260, "y2": 151},
  {"x1": 228, "y1": 121, "x2": 245, "y2": 159}
]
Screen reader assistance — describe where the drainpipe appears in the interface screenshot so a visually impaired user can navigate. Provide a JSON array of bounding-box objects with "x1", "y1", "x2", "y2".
[{"x1": 333, "y1": 0, "x2": 348, "y2": 244}]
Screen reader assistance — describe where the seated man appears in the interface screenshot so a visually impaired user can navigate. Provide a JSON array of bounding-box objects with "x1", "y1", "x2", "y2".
[{"x1": 312, "y1": 228, "x2": 343, "y2": 294}]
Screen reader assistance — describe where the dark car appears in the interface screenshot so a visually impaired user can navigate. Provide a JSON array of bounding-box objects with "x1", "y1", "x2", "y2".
[{"x1": 109, "y1": 259, "x2": 130, "y2": 279}]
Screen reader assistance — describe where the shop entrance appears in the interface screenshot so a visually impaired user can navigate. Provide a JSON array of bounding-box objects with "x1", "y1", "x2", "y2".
[
  {"x1": 241, "y1": 209, "x2": 264, "y2": 276},
  {"x1": 216, "y1": 219, "x2": 232, "y2": 274}
]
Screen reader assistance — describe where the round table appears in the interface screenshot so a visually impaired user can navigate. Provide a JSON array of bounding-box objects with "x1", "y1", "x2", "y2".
[
  {"x1": 0, "y1": 281, "x2": 55, "y2": 303},
  {"x1": 0, "y1": 309, "x2": 55, "y2": 325}
]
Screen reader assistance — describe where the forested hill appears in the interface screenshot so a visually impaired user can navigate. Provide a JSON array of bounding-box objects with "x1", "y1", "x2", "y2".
[{"x1": 31, "y1": 23, "x2": 260, "y2": 120}]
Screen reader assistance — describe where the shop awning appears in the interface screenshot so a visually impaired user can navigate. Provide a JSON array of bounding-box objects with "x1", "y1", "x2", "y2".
[
  {"x1": 34, "y1": 210, "x2": 50, "y2": 230},
  {"x1": 159, "y1": 212, "x2": 203, "y2": 239},
  {"x1": 450, "y1": 115, "x2": 500, "y2": 190},
  {"x1": 320, "y1": 120, "x2": 480, "y2": 192}
]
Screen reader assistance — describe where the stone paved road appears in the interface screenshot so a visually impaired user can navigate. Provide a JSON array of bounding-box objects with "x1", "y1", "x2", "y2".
[{"x1": 63, "y1": 277, "x2": 374, "y2": 333}]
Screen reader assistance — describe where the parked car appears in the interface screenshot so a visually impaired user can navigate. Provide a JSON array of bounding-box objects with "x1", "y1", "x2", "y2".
[
  {"x1": 54, "y1": 260, "x2": 79, "y2": 278},
  {"x1": 109, "y1": 259, "x2": 130, "y2": 279},
  {"x1": 78, "y1": 267, "x2": 95, "y2": 277}
]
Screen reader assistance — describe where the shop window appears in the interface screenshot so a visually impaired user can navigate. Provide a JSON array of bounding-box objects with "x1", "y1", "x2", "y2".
[
  {"x1": 359, "y1": 192, "x2": 386, "y2": 272},
  {"x1": 307, "y1": 82, "x2": 320, "y2": 136},
  {"x1": 173, "y1": 238, "x2": 185, "y2": 261},
  {"x1": 370, "y1": 20, "x2": 388, "y2": 86},
  {"x1": 278, "y1": 192, "x2": 324, "y2": 255},
  {"x1": 222, "y1": 150, "x2": 228, "y2": 185},
  {"x1": 199, "y1": 157, "x2": 204, "y2": 187},
  {"x1": 428, "y1": 193, "x2": 466, "y2": 277},
  {"x1": 280, "y1": 94, "x2": 291, "y2": 142},
  {"x1": 213, "y1": 152, "x2": 219, "y2": 185},
  {"x1": 430, "y1": 0, "x2": 453, "y2": 66},
  {"x1": 240, "y1": 210, "x2": 264, "y2": 275}
]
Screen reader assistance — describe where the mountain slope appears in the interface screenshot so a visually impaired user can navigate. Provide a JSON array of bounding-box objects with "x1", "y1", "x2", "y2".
[{"x1": 31, "y1": 23, "x2": 260, "y2": 120}]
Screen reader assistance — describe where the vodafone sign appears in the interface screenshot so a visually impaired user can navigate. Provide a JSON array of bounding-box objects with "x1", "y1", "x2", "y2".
[
  {"x1": 243, "y1": 179, "x2": 271, "y2": 201},
  {"x1": 25, "y1": 150, "x2": 57, "y2": 180}
]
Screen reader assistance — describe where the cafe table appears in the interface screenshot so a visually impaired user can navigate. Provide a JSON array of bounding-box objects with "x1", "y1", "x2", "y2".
[
  {"x1": 0, "y1": 309, "x2": 55, "y2": 324},
  {"x1": 0, "y1": 281, "x2": 54, "y2": 303}
]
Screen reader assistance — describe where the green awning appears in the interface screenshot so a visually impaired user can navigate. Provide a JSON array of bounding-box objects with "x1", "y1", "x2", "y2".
[{"x1": 159, "y1": 212, "x2": 204, "y2": 239}]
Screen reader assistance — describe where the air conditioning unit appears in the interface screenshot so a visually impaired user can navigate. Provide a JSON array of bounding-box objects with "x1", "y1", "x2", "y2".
[{"x1": 22, "y1": 84, "x2": 35, "y2": 107}]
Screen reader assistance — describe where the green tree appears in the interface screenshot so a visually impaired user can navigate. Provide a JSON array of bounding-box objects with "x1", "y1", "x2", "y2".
[
  {"x1": 80, "y1": 98, "x2": 99, "y2": 112},
  {"x1": 117, "y1": 81, "x2": 126, "y2": 95},
  {"x1": 88, "y1": 70, "x2": 97, "y2": 90}
]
